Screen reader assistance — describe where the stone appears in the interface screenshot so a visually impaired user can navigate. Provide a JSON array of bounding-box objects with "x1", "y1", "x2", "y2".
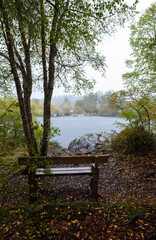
[
  {"x1": 98, "y1": 135, "x2": 105, "y2": 142},
  {"x1": 78, "y1": 139, "x2": 89, "y2": 148},
  {"x1": 68, "y1": 132, "x2": 108, "y2": 153},
  {"x1": 88, "y1": 134, "x2": 98, "y2": 143},
  {"x1": 88, "y1": 142, "x2": 96, "y2": 151}
]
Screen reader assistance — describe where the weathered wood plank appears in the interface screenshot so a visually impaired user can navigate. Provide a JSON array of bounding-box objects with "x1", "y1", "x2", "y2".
[
  {"x1": 95, "y1": 155, "x2": 110, "y2": 164},
  {"x1": 18, "y1": 154, "x2": 109, "y2": 166},
  {"x1": 92, "y1": 167, "x2": 99, "y2": 198},
  {"x1": 28, "y1": 171, "x2": 38, "y2": 203}
]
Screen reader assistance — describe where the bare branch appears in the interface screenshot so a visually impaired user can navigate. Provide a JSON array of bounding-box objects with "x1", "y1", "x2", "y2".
[
  {"x1": 45, "y1": 0, "x2": 60, "y2": 13},
  {"x1": 0, "y1": 52, "x2": 9, "y2": 61}
]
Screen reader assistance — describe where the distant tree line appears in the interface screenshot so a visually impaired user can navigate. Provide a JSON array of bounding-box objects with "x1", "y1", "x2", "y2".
[
  {"x1": 74, "y1": 91, "x2": 118, "y2": 116},
  {"x1": 30, "y1": 91, "x2": 118, "y2": 117}
]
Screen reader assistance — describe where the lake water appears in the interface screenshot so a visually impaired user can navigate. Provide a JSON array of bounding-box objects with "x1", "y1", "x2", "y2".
[{"x1": 37, "y1": 116, "x2": 126, "y2": 148}]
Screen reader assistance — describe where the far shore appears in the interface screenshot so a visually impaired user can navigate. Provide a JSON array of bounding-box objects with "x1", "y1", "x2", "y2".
[{"x1": 36, "y1": 114, "x2": 120, "y2": 118}]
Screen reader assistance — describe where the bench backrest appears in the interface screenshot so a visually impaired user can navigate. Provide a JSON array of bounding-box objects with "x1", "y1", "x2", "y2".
[{"x1": 18, "y1": 155, "x2": 109, "y2": 167}]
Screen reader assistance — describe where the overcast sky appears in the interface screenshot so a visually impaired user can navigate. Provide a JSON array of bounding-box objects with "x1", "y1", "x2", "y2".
[
  {"x1": 86, "y1": 0, "x2": 155, "y2": 95},
  {"x1": 32, "y1": 0, "x2": 155, "y2": 98}
]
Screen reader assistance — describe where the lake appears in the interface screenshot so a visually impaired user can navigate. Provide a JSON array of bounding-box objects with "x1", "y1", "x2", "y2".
[{"x1": 37, "y1": 116, "x2": 126, "y2": 148}]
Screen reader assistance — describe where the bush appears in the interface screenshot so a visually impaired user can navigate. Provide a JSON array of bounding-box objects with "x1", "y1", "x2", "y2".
[
  {"x1": 111, "y1": 126, "x2": 156, "y2": 155},
  {"x1": 0, "y1": 98, "x2": 26, "y2": 154},
  {"x1": 33, "y1": 120, "x2": 60, "y2": 148}
]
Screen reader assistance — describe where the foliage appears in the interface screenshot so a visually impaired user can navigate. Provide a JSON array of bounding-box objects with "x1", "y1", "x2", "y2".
[
  {"x1": 31, "y1": 100, "x2": 61, "y2": 117},
  {"x1": 53, "y1": 95, "x2": 82, "y2": 109},
  {"x1": 74, "y1": 91, "x2": 118, "y2": 116},
  {"x1": 122, "y1": 3, "x2": 156, "y2": 94},
  {"x1": 109, "y1": 90, "x2": 156, "y2": 132},
  {"x1": 0, "y1": 97, "x2": 26, "y2": 154},
  {"x1": 111, "y1": 4, "x2": 156, "y2": 133},
  {"x1": 62, "y1": 102, "x2": 72, "y2": 116},
  {"x1": 0, "y1": 97, "x2": 60, "y2": 154},
  {"x1": 48, "y1": 140, "x2": 62, "y2": 148},
  {"x1": 109, "y1": 4, "x2": 156, "y2": 137},
  {"x1": 51, "y1": 103, "x2": 61, "y2": 116},
  {"x1": 0, "y1": 0, "x2": 138, "y2": 155},
  {"x1": 50, "y1": 125, "x2": 60, "y2": 139},
  {"x1": 31, "y1": 92, "x2": 119, "y2": 116},
  {"x1": 111, "y1": 126, "x2": 156, "y2": 155},
  {"x1": 31, "y1": 100, "x2": 43, "y2": 117},
  {"x1": 33, "y1": 120, "x2": 60, "y2": 147},
  {"x1": 0, "y1": 59, "x2": 14, "y2": 97}
]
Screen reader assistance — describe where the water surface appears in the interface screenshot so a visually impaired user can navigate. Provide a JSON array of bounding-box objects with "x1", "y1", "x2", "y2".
[{"x1": 37, "y1": 116, "x2": 126, "y2": 148}]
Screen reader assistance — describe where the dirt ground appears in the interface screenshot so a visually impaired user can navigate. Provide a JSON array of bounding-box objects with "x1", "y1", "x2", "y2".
[{"x1": 0, "y1": 148, "x2": 156, "y2": 240}]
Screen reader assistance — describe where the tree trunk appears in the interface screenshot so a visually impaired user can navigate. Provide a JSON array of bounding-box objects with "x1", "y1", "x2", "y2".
[
  {"x1": 0, "y1": 1, "x2": 38, "y2": 156},
  {"x1": 40, "y1": 93, "x2": 52, "y2": 156},
  {"x1": 40, "y1": 43, "x2": 56, "y2": 156},
  {"x1": 40, "y1": 1, "x2": 58, "y2": 156}
]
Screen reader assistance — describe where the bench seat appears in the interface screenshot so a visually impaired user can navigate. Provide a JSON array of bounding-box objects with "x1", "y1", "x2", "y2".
[{"x1": 35, "y1": 167, "x2": 93, "y2": 176}]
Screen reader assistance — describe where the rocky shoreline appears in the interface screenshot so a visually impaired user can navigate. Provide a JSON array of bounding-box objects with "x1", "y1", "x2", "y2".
[
  {"x1": 48, "y1": 131, "x2": 117, "y2": 156},
  {"x1": 68, "y1": 132, "x2": 115, "y2": 153}
]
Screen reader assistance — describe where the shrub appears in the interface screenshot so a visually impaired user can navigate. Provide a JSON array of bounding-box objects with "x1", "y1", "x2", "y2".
[
  {"x1": 0, "y1": 98, "x2": 26, "y2": 154},
  {"x1": 111, "y1": 126, "x2": 156, "y2": 155},
  {"x1": 33, "y1": 120, "x2": 60, "y2": 148}
]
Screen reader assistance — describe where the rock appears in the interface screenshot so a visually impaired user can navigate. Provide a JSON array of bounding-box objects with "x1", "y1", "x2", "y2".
[
  {"x1": 68, "y1": 140, "x2": 79, "y2": 152},
  {"x1": 88, "y1": 134, "x2": 98, "y2": 143},
  {"x1": 68, "y1": 132, "x2": 108, "y2": 153},
  {"x1": 98, "y1": 135, "x2": 105, "y2": 142},
  {"x1": 88, "y1": 142, "x2": 96, "y2": 151},
  {"x1": 77, "y1": 139, "x2": 89, "y2": 148}
]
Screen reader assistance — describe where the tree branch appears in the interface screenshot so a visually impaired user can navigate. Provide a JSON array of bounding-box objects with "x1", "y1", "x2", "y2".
[
  {"x1": 0, "y1": 52, "x2": 10, "y2": 61},
  {"x1": 0, "y1": 98, "x2": 18, "y2": 121},
  {"x1": 45, "y1": 0, "x2": 60, "y2": 13}
]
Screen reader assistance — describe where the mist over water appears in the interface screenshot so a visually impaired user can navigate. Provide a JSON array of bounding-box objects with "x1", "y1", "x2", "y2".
[{"x1": 37, "y1": 116, "x2": 126, "y2": 148}]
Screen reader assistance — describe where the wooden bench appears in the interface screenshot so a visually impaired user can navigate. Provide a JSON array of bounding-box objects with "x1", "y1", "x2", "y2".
[{"x1": 18, "y1": 155, "x2": 109, "y2": 203}]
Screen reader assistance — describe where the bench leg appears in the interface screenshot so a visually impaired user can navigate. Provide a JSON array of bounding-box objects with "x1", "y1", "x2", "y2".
[
  {"x1": 92, "y1": 168, "x2": 99, "y2": 198},
  {"x1": 28, "y1": 171, "x2": 38, "y2": 204},
  {"x1": 88, "y1": 178, "x2": 93, "y2": 195}
]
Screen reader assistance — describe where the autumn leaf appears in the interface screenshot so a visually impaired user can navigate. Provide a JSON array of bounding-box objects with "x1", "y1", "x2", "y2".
[
  {"x1": 55, "y1": 229, "x2": 60, "y2": 234},
  {"x1": 50, "y1": 219, "x2": 55, "y2": 225},
  {"x1": 72, "y1": 220, "x2": 78, "y2": 224}
]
